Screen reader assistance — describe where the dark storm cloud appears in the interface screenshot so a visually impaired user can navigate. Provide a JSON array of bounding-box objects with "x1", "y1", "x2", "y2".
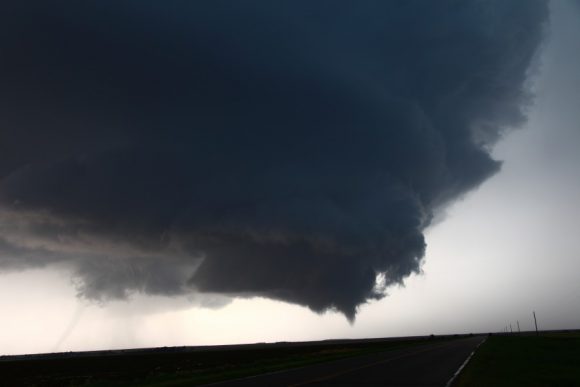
[{"x1": 0, "y1": 1, "x2": 547, "y2": 319}]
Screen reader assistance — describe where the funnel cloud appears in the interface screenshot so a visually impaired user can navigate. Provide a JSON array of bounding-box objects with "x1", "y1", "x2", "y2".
[{"x1": 0, "y1": 1, "x2": 547, "y2": 319}]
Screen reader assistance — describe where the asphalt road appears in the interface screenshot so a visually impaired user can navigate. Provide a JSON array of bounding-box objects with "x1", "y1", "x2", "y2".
[{"x1": 206, "y1": 336, "x2": 484, "y2": 387}]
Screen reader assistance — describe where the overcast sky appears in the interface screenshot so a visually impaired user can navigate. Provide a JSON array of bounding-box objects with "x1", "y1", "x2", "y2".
[{"x1": 1, "y1": 0, "x2": 579, "y2": 355}]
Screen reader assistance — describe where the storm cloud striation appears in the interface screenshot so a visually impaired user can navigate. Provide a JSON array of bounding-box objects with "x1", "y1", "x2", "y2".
[{"x1": 0, "y1": 1, "x2": 547, "y2": 319}]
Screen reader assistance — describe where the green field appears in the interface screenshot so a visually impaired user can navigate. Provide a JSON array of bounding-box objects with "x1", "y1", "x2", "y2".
[
  {"x1": 1, "y1": 335, "x2": 454, "y2": 386},
  {"x1": 455, "y1": 333, "x2": 580, "y2": 387}
]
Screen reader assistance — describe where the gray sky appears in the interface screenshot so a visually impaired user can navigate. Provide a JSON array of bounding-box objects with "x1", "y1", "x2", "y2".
[{"x1": 0, "y1": 0, "x2": 579, "y2": 355}]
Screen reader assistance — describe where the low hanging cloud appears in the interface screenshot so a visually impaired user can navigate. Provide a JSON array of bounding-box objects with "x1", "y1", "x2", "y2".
[{"x1": 0, "y1": 1, "x2": 547, "y2": 319}]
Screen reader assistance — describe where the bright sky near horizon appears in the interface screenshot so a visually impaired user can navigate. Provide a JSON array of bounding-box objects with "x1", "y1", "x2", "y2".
[{"x1": 0, "y1": 1, "x2": 579, "y2": 355}]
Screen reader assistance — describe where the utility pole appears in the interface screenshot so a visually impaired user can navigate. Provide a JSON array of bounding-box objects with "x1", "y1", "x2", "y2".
[
  {"x1": 533, "y1": 311, "x2": 539, "y2": 336},
  {"x1": 517, "y1": 320, "x2": 521, "y2": 333}
]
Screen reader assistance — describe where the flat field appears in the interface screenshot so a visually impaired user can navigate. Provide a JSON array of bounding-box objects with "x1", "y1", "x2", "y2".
[
  {"x1": 455, "y1": 332, "x2": 580, "y2": 386},
  {"x1": 0, "y1": 335, "x2": 456, "y2": 386}
]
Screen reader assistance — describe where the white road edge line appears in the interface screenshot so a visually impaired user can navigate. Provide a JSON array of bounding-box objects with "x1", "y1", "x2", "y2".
[
  {"x1": 202, "y1": 340, "x2": 457, "y2": 386},
  {"x1": 445, "y1": 336, "x2": 487, "y2": 387}
]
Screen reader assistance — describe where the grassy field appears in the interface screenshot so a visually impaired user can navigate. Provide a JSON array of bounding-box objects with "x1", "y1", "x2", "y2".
[
  {"x1": 1, "y1": 335, "x2": 455, "y2": 386},
  {"x1": 455, "y1": 333, "x2": 580, "y2": 387}
]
